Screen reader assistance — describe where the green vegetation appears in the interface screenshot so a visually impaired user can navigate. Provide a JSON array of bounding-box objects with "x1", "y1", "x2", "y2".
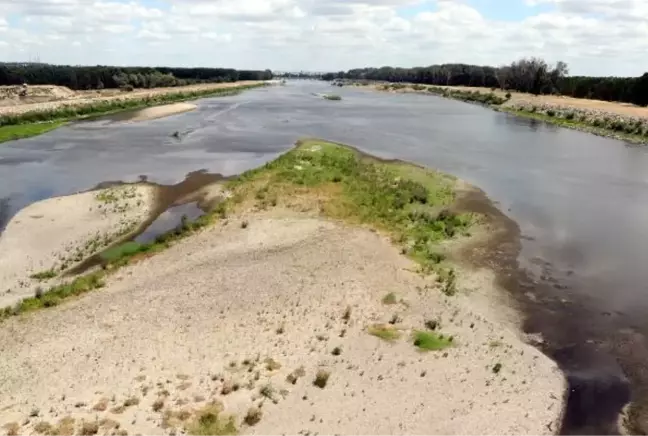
[
  {"x1": 412, "y1": 330, "x2": 453, "y2": 351},
  {"x1": 100, "y1": 241, "x2": 147, "y2": 263},
  {"x1": 229, "y1": 140, "x2": 472, "y2": 278},
  {"x1": 0, "y1": 139, "x2": 474, "y2": 321},
  {"x1": 0, "y1": 122, "x2": 64, "y2": 143},
  {"x1": 323, "y1": 94, "x2": 342, "y2": 101},
  {"x1": 1, "y1": 272, "x2": 105, "y2": 320},
  {"x1": 368, "y1": 324, "x2": 402, "y2": 342}
]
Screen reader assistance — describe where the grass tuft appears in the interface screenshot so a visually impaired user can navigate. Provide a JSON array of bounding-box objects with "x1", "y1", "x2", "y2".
[
  {"x1": 186, "y1": 402, "x2": 237, "y2": 436},
  {"x1": 244, "y1": 407, "x2": 262, "y2": 426},
  {"x1": 30, "y1": 270, "x2": 57, "y2": 281},
  {"x1": 368, "y1": 324, "x2": 402, "y2": 342},
  {"x1": 412, "y1": 330, "x2": 453, "y2": 351},
  {"x1": 382, "y1": 292, "x2": 398, "y2": 305},
  {"x1": 313, "y1": 369, "x2": 331, "y2": 388}
]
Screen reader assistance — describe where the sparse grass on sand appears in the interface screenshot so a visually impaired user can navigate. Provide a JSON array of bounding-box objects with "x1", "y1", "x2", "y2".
[{"x1": 0, "y1": 139, "x2": 474, "y2": 321}]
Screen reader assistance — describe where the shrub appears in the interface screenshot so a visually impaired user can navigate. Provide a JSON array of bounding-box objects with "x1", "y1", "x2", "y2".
[
  {"x1": 505, "y1": 92, "x2": 512, "y2": 99},
  {"x1": 565, "y1": 112, "x2": 575, "y2": 120},
  {"x1": 546, "y1": 109, "x2": 556, "y2": 117}
]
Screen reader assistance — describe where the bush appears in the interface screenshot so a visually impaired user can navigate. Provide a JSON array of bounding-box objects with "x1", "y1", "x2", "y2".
[
  {"x1": 546, "y1": 109, "x2": 556, "y2": 117},
  {"x1": 565, "y1": 112, "x2": 575, "y2": 120},
  {"x1": 505, "y1": 92, "x2": 512, "y2": 99}
]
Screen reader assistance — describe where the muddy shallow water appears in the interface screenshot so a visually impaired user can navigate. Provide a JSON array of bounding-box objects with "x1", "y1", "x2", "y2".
[{"x1": 2, "y1": 81, "x2": 648, "y2": 433}]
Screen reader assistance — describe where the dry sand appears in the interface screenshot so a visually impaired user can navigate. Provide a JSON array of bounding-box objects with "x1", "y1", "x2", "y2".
[
  {"x1": 0, "y1": 184, "x2": 156, "y2": 308},
  {"x1": 0, "y1": 206, "x2": 565, "y2": 435},
  {"x1": 124, "y1": 102, "x2": 197, "y2": 122}
]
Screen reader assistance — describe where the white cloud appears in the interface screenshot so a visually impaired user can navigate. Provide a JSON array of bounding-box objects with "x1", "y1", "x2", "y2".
[{"x1": 0, "y1": 0, "x2": 646, "y2": 75}]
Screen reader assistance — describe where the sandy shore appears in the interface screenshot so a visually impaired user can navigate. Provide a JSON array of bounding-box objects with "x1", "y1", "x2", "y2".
[
  {"x1": 363, "y1": 82, "x2": 648, "y2": 120},
  {"x1": 0, "y1": 81, "x2": 263, "y2": 116},
  {"x1": 0, "y1": 203, "x2": 565, "y2": 435},
  {"x1": 125, "y1": 102, "x2": 197, "y2": 122},
  {"x1": 0, "y1": 184, "x2": 156, "y2": 308}
]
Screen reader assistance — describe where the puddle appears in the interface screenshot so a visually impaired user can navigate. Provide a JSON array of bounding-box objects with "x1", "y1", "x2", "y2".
[
  {"x1": 67, "y1": 170, "x2": 225, "y2": 275},
  {"x1": 134, "y1": 202, "x2": 204, "y2": 244}
]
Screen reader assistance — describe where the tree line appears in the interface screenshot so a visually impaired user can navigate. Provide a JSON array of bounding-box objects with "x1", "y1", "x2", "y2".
[
  {"x1": 323, "y1": 58, "x2": 648, "y2": 107},
  {"x1": 0, "y1": 64, "x2": 273, "y2": 90}
]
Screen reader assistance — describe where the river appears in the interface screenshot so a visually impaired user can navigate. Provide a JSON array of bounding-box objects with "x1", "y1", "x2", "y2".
[{"x1": 2, "y1": 80, "x2": 648, "y2": 434}]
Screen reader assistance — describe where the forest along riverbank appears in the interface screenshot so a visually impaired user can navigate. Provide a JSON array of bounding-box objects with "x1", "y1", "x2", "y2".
[
  {"x1": 0, "y1": 140, "x2": 564, "y2": 436},
  {"x1": 0, "y1": 81, "x2": 268, "y2": 143},
  {"x1": 356, "y1": 82, "x2": 648, "y2": 145}
]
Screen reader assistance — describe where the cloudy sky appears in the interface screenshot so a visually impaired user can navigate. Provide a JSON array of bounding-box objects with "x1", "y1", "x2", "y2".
[{"x1": 0, "y1": 0, "x2": 646, "y2": 76}]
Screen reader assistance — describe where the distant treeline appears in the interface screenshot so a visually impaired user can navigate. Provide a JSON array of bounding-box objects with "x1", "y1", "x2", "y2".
[
  {"x1": 0, "y1": 64, "x2": 273, "y2": 90},
  {"x1": 324, "y1": 58, "x2": 648, "y2": 106}
]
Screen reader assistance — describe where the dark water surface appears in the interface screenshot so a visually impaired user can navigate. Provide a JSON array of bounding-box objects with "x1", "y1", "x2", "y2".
[{"x1": 3, "y1": 81, "x2": 648, "y2": 433}]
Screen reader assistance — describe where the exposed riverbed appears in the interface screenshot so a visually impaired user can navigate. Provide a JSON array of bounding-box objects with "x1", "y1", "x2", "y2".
[{"x1": 2, "y1": 81, "x2": 648, "y2": 433}]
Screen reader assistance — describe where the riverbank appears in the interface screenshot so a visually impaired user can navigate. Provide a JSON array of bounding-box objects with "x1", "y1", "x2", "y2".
[
  {"x1": 0, "y1": 82, "x2": 267, "y2": 144},
  {"x1": 0, "y1": 184, "x2": 157, "y2": 309},
  {"x1": 0, "y1": 140, "x2": 564, "y2": 435},
  {"x1": 122, "y1": 102, "x2": 197, "y2": 122},
  {"x1": 361, "y1": 82, "x2": 648, "y2": 145}
]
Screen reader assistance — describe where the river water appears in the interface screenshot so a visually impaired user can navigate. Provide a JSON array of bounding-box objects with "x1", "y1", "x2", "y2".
[{"x1": 2, "y1": 81, "x2": 648, "y2": 433}]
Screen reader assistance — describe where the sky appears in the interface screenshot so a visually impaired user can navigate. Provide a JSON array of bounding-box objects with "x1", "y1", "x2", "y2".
[{"x1": 0, "y1": 0, "x2": 647, "y2": 76}]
